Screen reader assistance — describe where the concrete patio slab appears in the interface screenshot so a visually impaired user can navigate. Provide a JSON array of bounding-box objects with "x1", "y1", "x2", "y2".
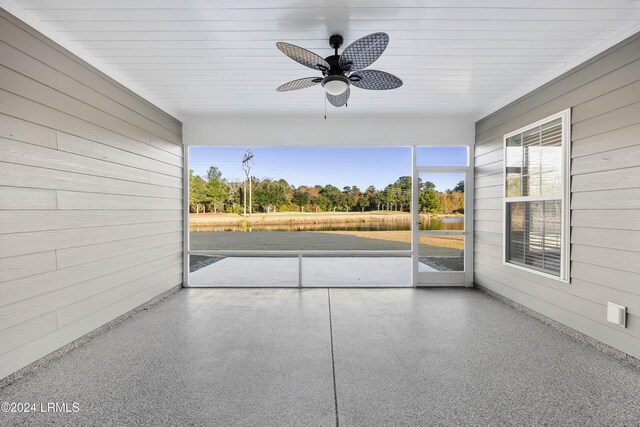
[
  {"x1": 189, "y1": 257, "x2": 437, "y2": 287},
  {"x1": 3, "y1": 288, "x2": 640, "y2": 426},
  {"x1": 0, "y1": 289, "x2": 336, "y2": 427},
  {"x1": 329, "y1": 288, "x2": 640, "y2": 426}
]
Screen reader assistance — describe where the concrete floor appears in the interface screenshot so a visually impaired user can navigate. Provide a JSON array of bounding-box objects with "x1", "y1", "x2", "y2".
[
  {"x1": 188, "y1": 257, "x2": 436, "y2": 286},
  {"x1": 1, "y1": 288, "x2": 639, "y2": 426}
]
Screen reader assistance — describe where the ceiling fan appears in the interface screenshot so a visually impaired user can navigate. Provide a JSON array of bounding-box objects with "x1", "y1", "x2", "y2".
[{"x1": 276, "y1": 33, "x2": 402, "y2": 107}]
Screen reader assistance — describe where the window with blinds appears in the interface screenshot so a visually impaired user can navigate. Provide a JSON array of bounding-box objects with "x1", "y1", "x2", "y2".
[{"x1": 503, "y1": 110, "x2": 570, "y2": 281}]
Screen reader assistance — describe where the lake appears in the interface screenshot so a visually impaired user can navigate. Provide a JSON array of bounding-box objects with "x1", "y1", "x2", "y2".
[{"x1": 190, "y1": 216, "x2": 464, "y2": 232}]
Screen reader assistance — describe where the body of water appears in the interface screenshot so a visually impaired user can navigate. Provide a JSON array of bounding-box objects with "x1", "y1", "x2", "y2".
[
  {"x1": 190, "y1": 217, "x2": 464, "y2": 232},
  {"x1": 421, "y1": 217, "x2": 464, "y2": 231}
]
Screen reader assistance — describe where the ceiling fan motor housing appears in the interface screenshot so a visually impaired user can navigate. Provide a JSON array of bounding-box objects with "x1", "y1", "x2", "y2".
[
  {"x1": 323, "y1": 55, "x2": 345, "y2": 75},
  {"x1": 329, "y1": 34, "x2": 344, "y2": 50},
  {"x1": 325, "y1": 35, "x2": 352, "y2": 74}
]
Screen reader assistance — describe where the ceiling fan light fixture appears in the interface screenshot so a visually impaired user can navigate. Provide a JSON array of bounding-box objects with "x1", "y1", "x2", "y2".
[{"x1": 321, "y1": 75, "x2": 350, "y2": 96}]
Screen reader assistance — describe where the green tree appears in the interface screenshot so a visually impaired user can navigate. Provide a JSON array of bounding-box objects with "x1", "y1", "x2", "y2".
[
  {"x1": 206, "y1": 166, "x2": 222, "y2": 182},
  {"x1": 342, "y1": 186, "x2": 357, "y2": 212},
  {"x1": 253, "y1": 179, "x2": 271, "y2": 213},
  {"x1": 421, "y1": 181, "x2": 436, "y2": 191},
  {"x1": 189, "y1": 170, "x2": 207, "y2": 213},
  {"x1": 393, "y1": 176, "x2": 412, "y2": 212},
  {"x1": 367, "y1": 186, "x2": 383, "y2": 211},
  {"x1": 419, "y1": 187, "x2": 441, "y2": 214},
  {"x1": 202, "y1": 166, "x2": 228, "y2": 213},
  {"x1": 206, "y1": 178, "x2": 228, "y2": 213},
  {"x1": 382, "y1": 184, "x2": 399, "y2": 210},
  {"x1": 322, "y1": 185, "x2": 344, "y2": 211},
  {"x1": 362, "y1": 186, "x2": 377, "y2": 211},
  {"x1": 189, "y1": 165, "x2": 463, "y2": 216},
  {"x1": 314, "y1": 194, "x2": 332, "y2": 212},
  {"x1": 253, "y1": 179, "x2": 289, "y2": 213},
  {"x1": 292, "y1": 188, "x2": 311, "y2": 212},
  {"x1": 226, "y1": 181, "x2": 242, "y2": 214},
  {"x1": 307, "y1": 186, "x2": 321, "y2": 212}
]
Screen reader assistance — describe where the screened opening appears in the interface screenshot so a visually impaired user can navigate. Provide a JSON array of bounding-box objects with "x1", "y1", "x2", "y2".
[{"x1": 187, "y1": 146, "x2": 412, "y2": 287}]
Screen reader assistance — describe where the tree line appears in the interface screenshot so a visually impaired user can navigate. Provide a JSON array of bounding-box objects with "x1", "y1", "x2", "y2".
[{"x1": 189, "y1": 166, "x2": 464, "y2": 215}]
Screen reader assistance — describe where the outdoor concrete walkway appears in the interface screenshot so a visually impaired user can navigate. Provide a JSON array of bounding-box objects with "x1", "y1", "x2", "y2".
[
  {"x1": 189, "y1": 256, "x2": 437, "y2": 286},
  {"x1": 2, "y1": 288, "x2": 639, "y2": 426}
]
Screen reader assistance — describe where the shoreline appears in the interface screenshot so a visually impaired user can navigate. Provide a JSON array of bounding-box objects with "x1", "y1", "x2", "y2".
[{"x1": 189, "y1": 211, "x2": 462, "y2": 228}]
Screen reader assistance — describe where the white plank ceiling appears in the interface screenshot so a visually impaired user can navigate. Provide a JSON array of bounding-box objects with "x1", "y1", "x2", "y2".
[{"x1": 4, "y1": 0, "x2": 640, "y2": 120}]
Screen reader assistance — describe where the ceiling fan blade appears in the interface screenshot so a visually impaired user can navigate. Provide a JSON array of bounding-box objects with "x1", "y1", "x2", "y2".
[
  {"x1": 339, "y1": 32, "x2": 389, "y2": 71},
  {"x1": 276, "y1": 77, "x2": 322, "y2": 92},
  {"x1": 276, "y1": 42, "x2": 330, "y2": 71},
  {"x1": 350, "y1": 70, "x2": 403, "y2": 90},
  {"x1": 326, "y1": 87, "x2": 350, "y2": 107}
]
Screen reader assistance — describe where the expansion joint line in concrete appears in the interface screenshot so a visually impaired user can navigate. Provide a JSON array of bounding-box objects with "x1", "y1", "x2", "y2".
[{"x1": 327, "y1": 289, "x2": 339, "y2": 427}]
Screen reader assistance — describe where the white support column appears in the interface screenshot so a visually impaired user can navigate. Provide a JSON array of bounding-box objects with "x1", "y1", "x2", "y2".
[
  {"x1": 411, "y1": 146, "x2": 419, "y2": 287},
  {"x1": 182, "y1": 145, "x2": 190, "y2": 287},
  {"x1": 465, "y1": 146, "x2": 475, "y2": 287},
  {"x1": 298, "y1": 254, "x2": 303, "y2": 287}
]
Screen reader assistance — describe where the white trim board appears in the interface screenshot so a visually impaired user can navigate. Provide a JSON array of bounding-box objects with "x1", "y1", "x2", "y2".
[{"x1": 183, "y1": 116, "x2": 474, "y2": 147}]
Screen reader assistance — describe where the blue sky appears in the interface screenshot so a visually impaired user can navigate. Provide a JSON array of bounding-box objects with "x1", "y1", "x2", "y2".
[{"x1": 189, "y1": 146, "x2": 467, "y2": 192}]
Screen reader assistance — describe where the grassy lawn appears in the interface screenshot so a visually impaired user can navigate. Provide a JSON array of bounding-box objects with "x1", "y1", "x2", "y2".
[
  {"x1": 321, "y1": 230, "x2": 463, "y2": 254},
  {"x1": 189, "y1": 231, "x2": 462, "y2": 256}
]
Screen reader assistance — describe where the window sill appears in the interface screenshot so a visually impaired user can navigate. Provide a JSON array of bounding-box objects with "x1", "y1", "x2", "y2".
[{"x1": 502, "y1": 260, "x2": 569, "y2": 284}]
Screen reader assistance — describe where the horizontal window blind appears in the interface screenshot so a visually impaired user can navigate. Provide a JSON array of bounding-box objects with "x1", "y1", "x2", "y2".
[{"x1": 507, "y1": 200, "x2": 561, "y2": 276}]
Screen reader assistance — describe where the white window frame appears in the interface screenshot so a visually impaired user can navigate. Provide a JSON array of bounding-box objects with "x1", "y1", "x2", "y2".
[{"x1": 502, "y1": 109, "x2": 571, "y2": 283}]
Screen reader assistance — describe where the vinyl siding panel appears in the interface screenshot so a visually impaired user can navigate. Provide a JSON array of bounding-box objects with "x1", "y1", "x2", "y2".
[
  {"x1": 56, "y1": 232, "x2": 183, "y2": 269},
  {"x1": 572, "y1": 244, "x2": 640, "y2": 275},
  {"x1": 0, "y1": 210, "x2": 181, "y2": 234},
  {"x1": 572, "y1": 166, "x2": 640, "y2": 192},
  {"x1": 0, "y1": 132, "x2": 181, "y2": 188},
  {"x1": 0, "y1": 251, "x2": 57, "y2": 283},
  {"x1": 0, "y1": 222, "x2": 182, "y2": 259},
  {"x1": 0, "y1": 114, "x2": 57, "y2": 149},
  {"x1": 0, "y1": 10, "x2": 183, "y2": 379},
  {"x1": 0, "y1": 243, "x2": 182, "y2": 309},
  {"x1": 474, "y1": 32, "x2": 640, "y2": 359},
  {"x1": 0, "y1": 186, "x2": 57, "y2": 209},
  {"x1": 571, "y1": 123, "x2": 640, "y2": 157},
  {"x1": 571, "y1": 209, "x2": 640, "y2": 231},
  {"x1": 572, "y1": 189, "x2": 640, "y2": 210},
  {"x1": 0, "y1": 161, "x2": 182, "y2": 198},
  {"x1": 0, "y1": 252, "x2": 182, "y2": 332},
  {"x1": 0, "y1": 273, "x2": 182, "y2": 382}
]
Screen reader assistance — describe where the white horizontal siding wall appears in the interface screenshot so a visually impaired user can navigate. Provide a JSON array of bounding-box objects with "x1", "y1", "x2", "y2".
[
  {"x1": 474, "y1": 32, "x2": 640, "y2": 359},
  {"x1": 0, "y1": 10, "x2": 183, "y2": 379}
]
